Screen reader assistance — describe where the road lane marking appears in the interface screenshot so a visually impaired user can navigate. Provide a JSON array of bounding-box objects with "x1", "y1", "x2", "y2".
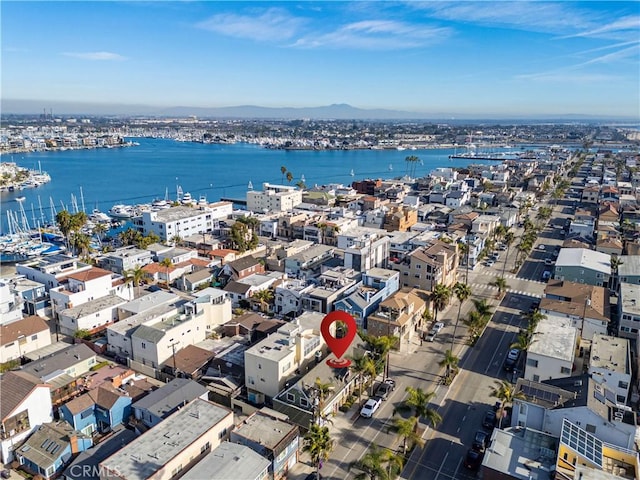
[
  {"x1": 484, "y1": 313, "x2": 517, "y2": 374},
  {"x1": 434, "y1": 452, "x2": 449, "y2": 480}
]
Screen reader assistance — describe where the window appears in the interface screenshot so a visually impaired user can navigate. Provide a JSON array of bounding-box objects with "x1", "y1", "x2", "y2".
[
  {"x1": 248, "y1": 376, "x2": 255, "y2": 385},
  {"x1": 556, "y1": 267, "x2": 562, "y2": 272},
  {"x1": 617, "y1": 395, "x2": 626, "y2": 403},
  {"x1": 4, "y1": 343, "x2": 14, "y2": 348},
  {"x1": 286, "y1": 392, "x2": 295, "y2": 402},
  {"x1": 31, "y1": 335, "x2": 37, "y2": 341},
  {"x1": 533, "y1": 375, "x2": 540, "y2": 382},
  {"x1": 141, "y1": 342, "x2": 146, "y2": 349},
  {"x1": 619, "y1": 381, "x2": 629, "y2": 389},
  {"x1": 300, "y1": 397, "x2": 309, "y2": 407},
  {"x1": 527, "y1": 358, "x2": 539, "y2": 367},
  {"x1": 560, "y1": 367, "x2": 571, "y2": 375},
  {"x1": 258, "y1": 364, "x2": 261, "y2": 369},
  {"x1": 81, "y1": 409, "x2": 93, "y2": 419}
]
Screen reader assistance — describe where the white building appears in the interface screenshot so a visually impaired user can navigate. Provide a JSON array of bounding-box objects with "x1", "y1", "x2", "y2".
[
  {"x1": 99, "y1": 399, "x2": 234, "y2": 480},
  {"x1": 524, "y1": 318, "x2": 578, "y2": 383},
  {"x1": 0, "y1": 371, "x2": 53, "y2": 463},
  {"x1": 98, "y1": 246, "x2": 153, "y2": 275},
  {"x1": 16, "y1": 255, "x2": 93, "y2": 292},
  {"x1": 338, "y1": 227, "x2": 390, "y2": 272},
  {"x1": 244, "y1": 312, "x2": 325, "y2": 404},
  {"x1": 618, "y1": 282, "x2": 640, "y2": 339},
  {"x1": 589, "y1": 334, "x2": 631, "y2": 405},
  {"x1": 0, "y1": 316, "x2": 51, "y2": 364},
  {"x1": 0, "y1": 280, "x2": 22, "y2": 325},
  {"x1": 247, "y1": 183, "x2": 303, "y2": 213},
  {"x1": 58, "y1": 294, "x2": 128, "y2": 336},
  {"x1": 135, "y1": 203, "x2": 232, "y2": 242}
]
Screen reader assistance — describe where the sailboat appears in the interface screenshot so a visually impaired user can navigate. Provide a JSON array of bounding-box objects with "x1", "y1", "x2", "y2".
[
  {"x1": 350, "y1": 169, "x2": 354, "y2": 176},
  {"x1": 388, "y1": 164, "x2": 393, "y2": 171},
  {"x1": 301, "y1": 175, "x2": 306, "y2": 183},
  {"x1": 248, "y1": 180, "x2": 253, "y2": 190}
]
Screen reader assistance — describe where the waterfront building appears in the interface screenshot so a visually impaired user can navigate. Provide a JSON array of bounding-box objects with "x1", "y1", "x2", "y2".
[{"x1": 247, "y1": 183, "x2": 303, "y2": 213}]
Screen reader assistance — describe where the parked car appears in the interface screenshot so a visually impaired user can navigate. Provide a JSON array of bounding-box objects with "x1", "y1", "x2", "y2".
[
  {"x1": 482, "y1": 410, "x2": 497, "y2": 430},
  {"x1": 538, "y1": 245, "x2": 546, "y2": 250},
  {"x1": 360, "y1": 397, "x2": 382, "y2": 418},
  {"x1": 425, "y1": 328, "x2": 438, "y2": 342},
  {"x1": 544, "y1": 258, "x2": 554, "y2": 265},
  {"x1": 432, "y1": 322, "x2": 445, "y2": 333},
  {"x1": 504, "y1": 348, "x2": 520, "y2": 371},
  {"x1": 542, "y1": 270, "x2": 552, "y2": 280},
  {"x1": 485, "y1": 260, "x2": 495, "y2": 267},
  {"x1": 464, "y1": 449, "x2": 483, "y2": 471},
  {"x1": 375, "y1": 378, "x2": 396, "y2": 400},
  {"x1": 472, "y1": 430, "x2": 490, "y2": 451}
]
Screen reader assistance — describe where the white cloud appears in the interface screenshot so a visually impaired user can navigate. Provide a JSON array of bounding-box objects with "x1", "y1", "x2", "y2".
[
  {"x1": 560, "y1": 15, "x2": 640, "y2": 41},
  {"x1": 516, "y1": 70, "x2": 618, "y2": 83},
  {"x1": 196, "y1": 7, "x2": 306, "y2": 42},
  {"x1": 63, "y1": 51, "x2": 127, "y2": 61},
  {"x1": 292, "y1": 20, "x2": 451, "y2": 50}
]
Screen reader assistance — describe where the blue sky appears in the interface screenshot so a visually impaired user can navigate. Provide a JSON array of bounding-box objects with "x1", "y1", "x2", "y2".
[{"x1": 2, "y1": 1, "x2": 639, "y2": 118}]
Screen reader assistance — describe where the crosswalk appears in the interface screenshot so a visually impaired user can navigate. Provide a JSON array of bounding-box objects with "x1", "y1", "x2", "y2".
[{"x1": 468, "y1": 282, "x2": 542, "y2": 298}]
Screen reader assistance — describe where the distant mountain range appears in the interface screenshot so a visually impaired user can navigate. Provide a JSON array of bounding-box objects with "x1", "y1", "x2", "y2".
[{"x1": 2, "y1": 99, "x2": 637, "y2": 123}]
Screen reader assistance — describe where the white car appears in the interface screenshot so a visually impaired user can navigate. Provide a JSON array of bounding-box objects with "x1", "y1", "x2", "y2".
[
  {"x1": 360, "y1": 397, "x2": 382, "y2": 418},
  {"x1": 433, "y1": 322, "x2": 445, "y2": 332},
  {"x1": 538, "y1": 245, "x2": 546, "y2": 250}
]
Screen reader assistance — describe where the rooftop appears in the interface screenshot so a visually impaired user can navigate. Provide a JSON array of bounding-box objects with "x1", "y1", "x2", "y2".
[
  {"x1": 555, "y1": 248, "x2": 611, "y2": 275},
  {"x1": 0, "y1": 370, "x2": 46, "y2": 420},
  {"x1": 620, "y1": 283, "x2": 640, "y2": 315},
  {"x1": 108, "y1": 302, "x2": 182, "y2": 335},
  {"x1": 66, "y1": 266, "x2": 113, "y2": 283},
  {"x1": 590, "y1": 334, "x2": 629, "y2": 375},
  {"x1": 100, "y1": 399, "x2": 232, "y2": 480},
  {"x1": 528, "y1": 318, "x2": 577, "y2": 362},
  {"x1": 118, "y1": 291, "x2": 178, "y2": 315},
  {"x1": 0, "y1": 315, "x2": 49, "y2": 345},
  {"x1": 60, "y1": 293, "x2": 127, "y2": 318},
  {"x1": 618, "y1": 255, "x2": 640, "y2": 277},
  {"x1": 132, "y1": 378, "x2": 207, "y2": 419},
  {"x1": 17, "y1": 421, "x2": 90, "y2": 468},
  {"x1": 151, "y1": 206, "x2": 207, "y2": 222},
  {"x1": 21, "y1": 343, "x2": 96, "y2": 382},
  {"x1": 181, "y1": 442, "x2": 270, "y2": 480},
  {"x1": 232, "y1": 410, "x2": 298, "y2": 451}
]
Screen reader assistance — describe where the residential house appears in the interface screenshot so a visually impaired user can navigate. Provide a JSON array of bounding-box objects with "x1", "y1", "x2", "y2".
[
  {"x1": 274, "y1": 279, "x2": 314, "y2": 317},
  {"x1": 99, "y1": 399, "x2": 234, "y2": 480},
  {"x1": 133, "y1": 204, "x2": 231, "y2": 241},
  {"x1": 131, "y1": 378, "x2": 208, "y2": 429},
  {"x1": 161, "y1": 344, "x2": 213, "y2": 379},
  {"x1": 284, "y1": 244, "x2": 336, "y2": 279},
  {"x1": 445, "y1": 190, "x2": 470, "y2": 208},
  {"x1": 541, "y1": 280, "x2": 609, "y2": 341},
  {"x1": 581, "y1": 184, "x2": 600, "y2": 204},
  {"x1": 244, "y1": 312, "x2": 325, "y2": 404},
  {"x1": 391, "y1": 240, "x2": 458, "y2": 291},
  {"x1": 8, "y1": 276, "x2": 49, "y2": 317},
  {"x1": 556, "y1": 418, "x2": 638, "y2": 480},
  {"x1": 116, "y1": 290, "x2": 179, "y2": 321},
  {"x1": 181, "y1": 442, "x2": 270, "y2": 480},
  {"x1": 523, "y1": 317, "x2": 578, "y2": 383},
  {"x1": 230, "y1": 410, "x2": 299, "y2": 480},
  {"x1": 0, "y1": 315, "x2": 51, "y2": 364},
  {"x1": 481, "y1": 427, "x2": 558, "y2": 480},
  {"x1": 617, "y1": 256, "x2": 640, "y2": 285},
  {"x1": 21, "y1": 343, "x2": 97, "y2": 406},
  {"x1": 553, "y1": 248, "x2": 611, "y2": 288},
  {"x1": 470, "y1": 214, "x2": 501, "y2": 237},
  {"x1": 0, "y1": 370, "x2": 53, "y2": 463},
  {"x1": 333, "y1": 268, "x2": 400, "y2": 330},
  {"x1": 219, "y1": 256, "x2": 265, "y2": 285},
  {"x1": 619, "y1": 282, "x2": 640, "y2": 339},
  {"x1": 589, "y1": 334, "x2": 631, "y2": 405},
  {"x1": 180, "y1": 268, "x2": 214, "y2": 292},
  {"x1": 15, "y1": 421, "x2": 92, "y2": 480},
  {"x1": 300, "y1": 267, "x2": 360, "y2": 314},
  {"x1": 98, "y1": 246, "x2": 153, "y2": 275},
  {"x1": 272, "y1": 335, "x2": 362, "y2": 430},
  {"x1": 16, "y1": 255, "x2": 92, "y2": 293},
  {"x1": 382, "y1": 204, "x2": 418, "y2": 232},
  {"x1": 366, "y1": 288, "x2": 428, "y2": 353},
  {"x1": 58, "y1": 294, "x2": 128, "y2": 336},
  {"x1": 59, "y1": 383, "x2": 132, "y2": 436},
  {"x1": 338, "y1": 228, "x2": 390, "y2": 272}
]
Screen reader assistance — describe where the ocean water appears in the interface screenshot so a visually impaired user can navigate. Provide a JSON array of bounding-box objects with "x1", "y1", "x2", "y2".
[{"x1": 0, "y1": 138, "x2": 501, "y2": 234}]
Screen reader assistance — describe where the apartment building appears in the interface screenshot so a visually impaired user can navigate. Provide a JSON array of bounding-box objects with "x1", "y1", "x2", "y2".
[
  {"x1": 98, "y1": 246, "x2": 153, "y2": 275},
  {"x1": 391, "y1": 240, "x2": 458, "y2": 291},
  {"x1": 338, "y1": 228, "x2": 390, "y2": 272},
  {"x1": 589, "y1": 334, "x2": 631, "y2": 405},
  {"x1": 247, "y1": 183, "x2": 303, "y2": 213},
  {"x1": 16, "y1": 255, "x2": 93, "y2": 292},
  {"x1": 524, "y1": 317, "x2": 578, "y2": 383},
  {"x1": 553, "y1": 248, "x2": 611, "y2": 288},
  {"x1": 619, "y1": 282, "x2": 640, "y2": 340},
  {"x1": 134, "y1": 204, "x2": 231, "y2": 242}
]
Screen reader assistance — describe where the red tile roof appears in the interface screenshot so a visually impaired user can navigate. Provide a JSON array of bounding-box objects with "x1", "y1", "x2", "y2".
[{"x1": 66, "y1": 267, "x2": 112, "y2": 282}]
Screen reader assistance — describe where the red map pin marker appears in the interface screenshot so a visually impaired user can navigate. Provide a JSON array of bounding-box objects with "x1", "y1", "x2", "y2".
[{"x1": 321, "y1": 310, "x2": 357, "y2": 368}]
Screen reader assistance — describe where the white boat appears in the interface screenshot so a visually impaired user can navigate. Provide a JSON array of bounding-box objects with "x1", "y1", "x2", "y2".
[
  {"x1": 388, "y1": 164, "x2": 393, "y2": 171},
  {"x1": 396, "y1": 146, "x2": 406, "y2": 151},
  {"x1": 108, "y1": 204, "x2": 134, "y2": 219},
  {"x1": 350, "y1": 169, "x2": 354, "y2": 176},
  {"x1": 248, "y1": 180, "x2": 253, "y2": 190},
  {"x1": 151, "y1": 198, "x2": 170, "y2": 210},
  {"x1": 198, "y1": 195, "x2": 208, "y2": 207},
  {"x1": 89, "y1": 209, "x2": 111, "y2": 223},
  {"x1": 181, "y1": 192, "x2": 195, "y2": 205},
  {"x1": 301, "y1": 175, "x2": 306, "y2": 183}
]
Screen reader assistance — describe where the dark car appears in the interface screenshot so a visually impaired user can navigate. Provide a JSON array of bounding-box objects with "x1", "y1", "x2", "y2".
[
  {"x1": 304, "y1": 473, "x2": 323, "y2": 480},
  {"x1": 464, "y1": 449, "x2": 483, "y2": 471},
  {"x1": 483, "y1": 410, "x2": 497, "y2": 430},
  {"x1": 473, "y1": 430, "x2": 490, "y2": 451},
  {"x1": 374, "y1": 378, "x2": 396, "y2": 400}
]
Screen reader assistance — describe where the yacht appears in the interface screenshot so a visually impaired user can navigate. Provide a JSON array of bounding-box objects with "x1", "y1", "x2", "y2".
[
  {"x1": 350, "y1": 169, "x2": 355, "y2": 176},
  {"x1": 151, "y1": 198, "x2": 170, "y2": 210},
  {"x1": 197, "y1": 195, "x2": 208, "y2": 207},
  {"x1": 388, "y1": 164, "x2": 393, "y2": 171},
  {"x1": 108, "y1": 204, "x2": 134, "y2": 219},
  {"x1": 89, "y1": 209, "x2": 111, "y2": 223},
  {"x1": 181, "y1": 192, "x2": 195, "y2": 205}
]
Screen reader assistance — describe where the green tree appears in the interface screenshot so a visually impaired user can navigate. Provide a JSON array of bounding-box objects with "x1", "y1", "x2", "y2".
[
  {"x1": 352, "y1": 444, "x2": 404, "y2": 480},
  {"x1": 393, "y1": 387, "x2": 441, "y2": 428},
  {"x1": 70, "y1": 232, "x2": 92, "y2": 257},
  {"x1": 431, "y1": 283, "x2": 452, "y2": 323},
  {"x1": 170, "y1": 235, "x2": 182, "y2": 246},
  {"x1": 438, "y1": 349, "x2": 460, "y2": 383},
  {"x1": 124, "y1": 264, "x2": 146, "y2": 297},
  {"x1": 74, "y1": 329, "x2": 91, "y2": 340},
  {"x1": 473, "y1": 298, "x2": 494, "y2": 320},
  {"x1": 55, "y1": 210, "x2": 73, "y2": 249},
  {"x1": 350, "y1": 354, "x2": 377, "y2": 401},
  {"x1": 501, "y1": 230, "x2": 515, "y2": 277},
  {"x1": 252, "y1": 289, "x2": 274, "y2": 313},
  {"x1": 302, "y1": 424, "x2": 334, "y2": 480},
  {"x1": 390, "y1": 416, "x2": 424, "y2": 455},
  {"x1": 490, "y1": 380, "x2": 526, "y2": 428},
  {"x1": 458, "y1": 240, "x2": 471, "y2": 284},
  {"x1": 312, "y1": 377, "x2": 335, "y2": 424},
  {"x1": 610, "y1": 255, "x2": 623, "y2": 292},
  {"x1": 359, "y1": 332, "x2": 399, "y2": 379},
  {"x1": 491, "y1": 276, "x2": 510, "y2": 298},
  {"x1": 451, "y1": 282, "x2": 472, "y2": 351},
  {"x1": 280, "y1": 165, "x2": 287, "y2": 183},
  {"x1": 92, "y1": 223, "x2": 108, "y2": 248},
  {"x1": 286, "y1": 171, "x2": 294, "y2": 184},
  {"x1": 160, "y1": 258, "x2": 173, "y2": 286}
]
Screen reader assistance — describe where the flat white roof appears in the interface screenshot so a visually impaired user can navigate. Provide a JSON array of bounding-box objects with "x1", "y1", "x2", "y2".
[
  {"x1": 620, "y1": 283, "x2": 640, "y2": 316},
  {"x1": 555, "y1": 248, "x2": 611, "y2": 275},
  {"x1": 590, "y1": 334, "x2": 629, "y2": 374},
  {"x1": 529, "y1": 318, "x2": 577, "y2": 362}
]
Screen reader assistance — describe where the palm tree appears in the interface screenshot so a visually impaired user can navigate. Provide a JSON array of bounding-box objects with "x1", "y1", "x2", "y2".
[
  {"x1": 390, "y1": 416, "x2": 424, "y2": 455},
  {"x1": 124, "y1": 264, "x2": 145, "y2": 297},
  {"x1": 352, "y1": 444, "x2": 404, "y2": 480},
  {"x1": 350, "y1": 354, "x2": 376, "y2": 400},
  {"x1": 71, "y1": 232, "x2": 92, "y2": 257},
  {"x1": 438, "y1": 349, "x2": 460, "y2": 382},
  {"x1": 280, "y1": 165, "x2": 287, "y2": 183},
  {"x1": 490, "y1": 276, "x2": 510, "y2": 298},
  {"x1": 302, "y1": 424, "x2": 334, "y2": 480},
  {"x1": 313, "y1": 377, "x2": 335, "y2": 423},
  {"x1": 525, "y1": 309, "x2": 546, "y2": 333},
  {"x1": 431, "y1": 283, "x2": 452, "y2": 323},
  {"x1": 473, "y1": 298, "x2": 494, "y2": 320},
  {"x1": 252, "y1": 289, "x2": 274, "y2": 313},
  {"x1": 610, "y1": 255, "x2": 623, "y2": 292},
  {"x1": 394, "y1": 387, "x2": 441, "y2": 428},
  {"x1": 457, "y1": 240, "x2": 470, "y2": 284},
  {"x1": 286, "y1": 171, "x2": 293, "y2": 184},
  {"x1": 92, "y1": 223, "x2": 107, "y2": 247},
  {"x1": 451, "y1": 282, "x2": 471, "y2": 351},
  {"x1": 170, "y1": 234, "x2": 182, "y2": 246},
  {"x1": 360, "y1": 332, "x2": 399, "y2": 379},
  {"x1": 55, "y1": 210, "x2": 73, "y2": 249},
  {"x1": 160, "y1": 257, "x2": 173, "y2": 286},
  {"x1": 490, "y1": 380, "x2": 526, "y2": 428},
  {"x1": 501, "y1": 230, "x2": 515, "y2": 277}
]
